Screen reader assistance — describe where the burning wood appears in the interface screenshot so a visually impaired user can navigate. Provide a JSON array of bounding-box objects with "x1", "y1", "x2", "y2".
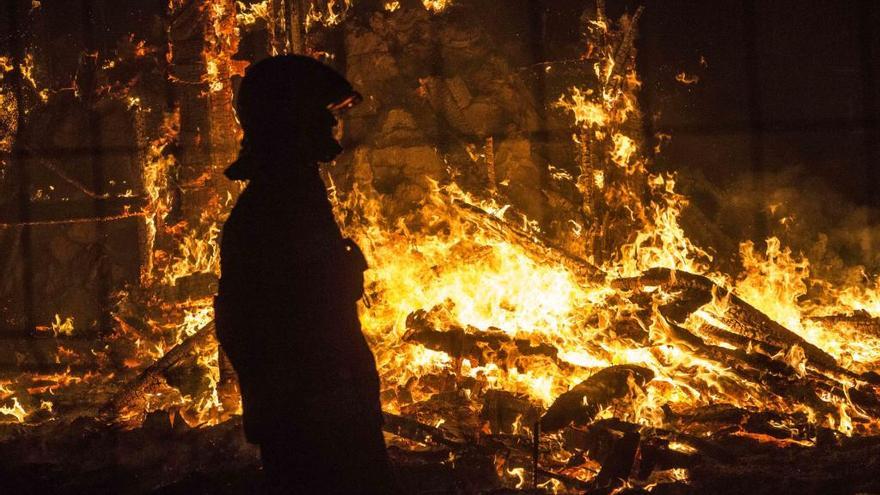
[
  {"x1": 404, "y1": 308, "x2": 569, "y2": 369},
  {"x1": 539, "y1": 365, "x2": 653, "y2": 432},
  {"x1": 452, "y1": 198, "x2": 605, "y2": 282},
  {"x1": 100, "y1": 321, "x2": 217, "y2": 425},
  {"x1": 613, "y1": 267, "x2": 838, "y2": 369},
  {"x1": 808, "y1": 312, "x2": 880, "y2": 338}
]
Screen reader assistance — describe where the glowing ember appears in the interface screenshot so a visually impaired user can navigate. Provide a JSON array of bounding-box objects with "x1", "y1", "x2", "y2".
[
  {"x1": 421, "y1": 0, "x2": 451, "y2": 13},
  {"x1": 305, "y1": 0, "x2": 352, "y2": 31}
]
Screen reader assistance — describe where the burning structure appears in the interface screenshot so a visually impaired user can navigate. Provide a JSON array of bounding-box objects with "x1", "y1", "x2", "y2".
[{"x1": 0, "y1": 0, "x2": 879, "y2": 493}]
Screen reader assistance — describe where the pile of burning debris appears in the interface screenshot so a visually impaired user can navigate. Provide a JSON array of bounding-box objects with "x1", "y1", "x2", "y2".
[{"x1": 0, "y1": 1, "x2": 879, "y2": 493}]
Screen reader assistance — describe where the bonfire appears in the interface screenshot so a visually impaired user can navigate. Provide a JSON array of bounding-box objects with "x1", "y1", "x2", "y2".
[{"x1": 0, "y1": 1, "x2": 878, "y2": 493}]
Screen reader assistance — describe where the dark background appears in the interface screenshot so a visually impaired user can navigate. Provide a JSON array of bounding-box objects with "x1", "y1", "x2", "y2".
[
  {"x1": 633, "y1": 0, "x2": 879, "y2": 209},
  {"x1": 4, "y1": 0, "x2": 878, "y2": 204},
  {"x1": 492, "y1": 0, "x2": 880, "y2": 209}
]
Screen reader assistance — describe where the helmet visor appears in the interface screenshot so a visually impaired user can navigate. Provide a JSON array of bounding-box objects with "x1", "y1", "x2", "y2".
[{"x1": 327, "y1": 91, "x2": 363, "y2": 115}]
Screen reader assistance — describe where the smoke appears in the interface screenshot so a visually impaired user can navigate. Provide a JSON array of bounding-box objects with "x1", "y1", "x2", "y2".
[{"x1": 678, "y1": 166, "x2": 880, "y2": 285}]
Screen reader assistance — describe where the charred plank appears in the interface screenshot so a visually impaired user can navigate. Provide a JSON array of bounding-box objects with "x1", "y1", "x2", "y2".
[
  {"x1": 593, "y1": 430, "x2": 640, "y2": 489},
  {"x1": 540, "y1": 365, "x2": 654, "y2": 432},
  {"x1": 614, "y1": 267, "x2": 837, "y2": 369},
  {"x1": 452, "y1": 199, "x2": 605, "y2": 281},
  {"x1": 0, "y1": 196, "x2": 146, "y2": 226},
  {"x1": 662, "y1": 321, "x2": 837, "y2": 417},
  {"x1": 99, "y1": 321, "x2": 215, "y2": 423},
  {"x1": 807, "y1": 312, "x2": 880, "y2": 337},
  {"x1": 404, "y1": 309, "x2": 567, "y2": 369},
  {"x1": 382, "y1": 411, "x2": 462, "y2": 450}
]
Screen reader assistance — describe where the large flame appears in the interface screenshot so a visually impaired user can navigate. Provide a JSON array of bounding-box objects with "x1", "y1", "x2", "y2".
[{"x1": 3, "y1": 7, "x2": 880, "y2": 493}]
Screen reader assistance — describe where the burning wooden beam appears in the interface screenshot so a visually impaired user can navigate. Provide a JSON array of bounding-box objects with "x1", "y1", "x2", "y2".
[
  {"x1": 540, "y1": 365, "x2": 653, "y2": 433},
  {"x1": 100, "y1": 321, "x2": 216, "y2": 424},
  {"x1": 613, "y1": 267, "x2": 838, "y2": 369},
  {"x1": 807, "y1": 313, "x2": 880, "y2": 338},
  {"x1": 404, "y1": 308, "x2": 574, "y2": 369},
  {"x1": 0, "y1": 196, "x2": 146, "y2": 227},
  {"x1": 452, "y1": 198, "x2": 605, "y2": 281}
]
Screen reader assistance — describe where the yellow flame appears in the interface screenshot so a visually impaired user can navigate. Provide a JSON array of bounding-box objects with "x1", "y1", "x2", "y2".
[
  {"x1": 506, "y1": 467, "x2": 527, "y2": 489},
  {"x1": 0, "y1": 398, "x2": 27, "y2": 423},
  {"x1": 162, "y1": 221, "x2": 221, "y2": 286},
  {"x1": 422, "y1": 0, "x2": 451, "y2": 12},
  {"x1": 51, "y1": 314, "x2": 75, "y2": 337},
  {"x1": 236, "y1": 0, "x2": 270, "y2": 26},
  {"x1": 675, "y1": 72, "x2": 699, "y2": 85},
  {"x1": 555, "y1": 87, "x2": 606, "y2": 128},
  {"x1": 305, "y1": 0, "x2": 352, "y2": 31}
]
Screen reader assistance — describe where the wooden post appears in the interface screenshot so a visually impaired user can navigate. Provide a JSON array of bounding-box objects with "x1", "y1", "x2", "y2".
[
  {"x1": 284, "y1": 0, "x2": 306, "y2": 54},
  {"x1": 268, "y1": 0, "x2": 287, "y2": 55},
  {"x1": 484, "y1": 136, "x2": 496, "y2": 193},
  {"x1": 168, "y1": 0, "x2": 242, "y2": 420}
]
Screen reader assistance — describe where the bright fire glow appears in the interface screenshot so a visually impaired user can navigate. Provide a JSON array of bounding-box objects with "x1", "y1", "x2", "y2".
[{"x1": 6, "y1": 7, "x2": 880, "y2": 492}]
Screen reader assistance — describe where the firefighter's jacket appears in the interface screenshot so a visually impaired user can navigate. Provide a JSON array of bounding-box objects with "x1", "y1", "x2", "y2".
[{"x1": 214, "y1": 161, "x2": 379, "y2": 443}]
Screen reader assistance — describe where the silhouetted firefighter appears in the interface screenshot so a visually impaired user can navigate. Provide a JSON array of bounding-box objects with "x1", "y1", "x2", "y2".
[{"x1": 214, "y1": 55, "x2": 398, "y2": 494}]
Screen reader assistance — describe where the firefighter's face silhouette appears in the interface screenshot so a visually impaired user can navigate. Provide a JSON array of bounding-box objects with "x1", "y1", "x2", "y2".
[
  {"x1": 298, "y1": 105, "x2": 343, "y2": 163},
  {"x1": 260, "y1": 100, "x2": 343, "y2": 164}
]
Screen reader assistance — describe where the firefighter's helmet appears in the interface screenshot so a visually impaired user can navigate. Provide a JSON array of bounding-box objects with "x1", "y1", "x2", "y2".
[{"x1": 235, "y1": 55, "x2": 361, "y2": 135}]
